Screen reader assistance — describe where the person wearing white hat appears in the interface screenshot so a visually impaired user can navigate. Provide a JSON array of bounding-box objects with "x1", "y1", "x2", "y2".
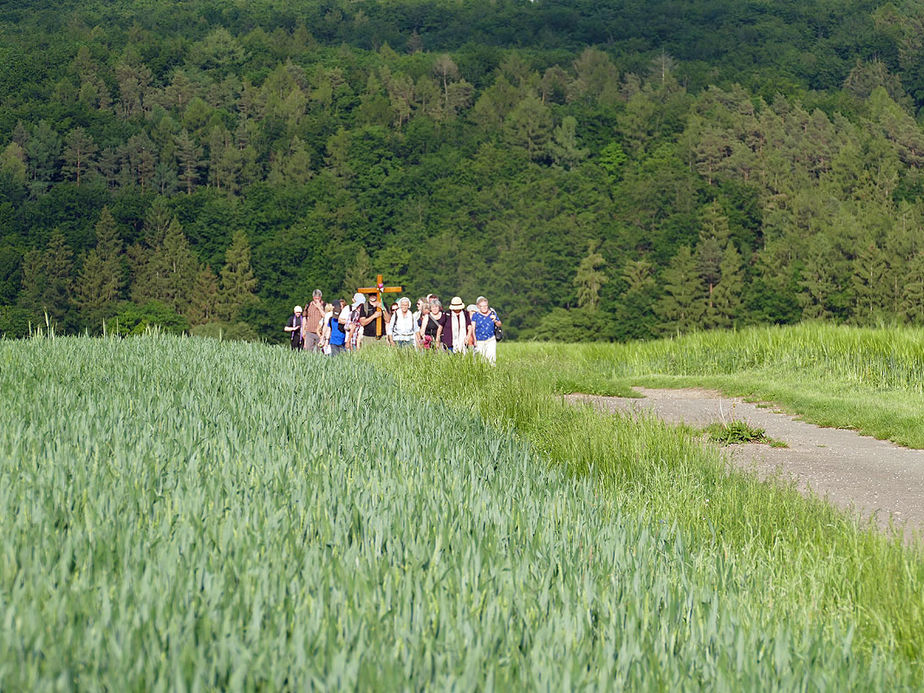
[
  {"x1": 284, "y1": 305, "x2": 304, "y2": 350},
  {"x1": 436, "y1": 296, "x2": 474, "y2": 353},
  {"x1": 346, "y1": 293, "x2": 366, "y2": 351}
]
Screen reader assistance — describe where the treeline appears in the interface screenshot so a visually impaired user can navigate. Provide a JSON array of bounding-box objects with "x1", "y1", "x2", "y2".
[{"x1": 3, "y1": 0, "x2": 924, "y2": 341}]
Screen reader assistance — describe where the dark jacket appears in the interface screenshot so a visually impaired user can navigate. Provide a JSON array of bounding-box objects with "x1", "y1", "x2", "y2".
[
  {"x1": 438, "y1": 310, "x2": 471, "y2": 349},
  {"x1": 287, "y1": 314, "x2": 303, "y2": 346}
]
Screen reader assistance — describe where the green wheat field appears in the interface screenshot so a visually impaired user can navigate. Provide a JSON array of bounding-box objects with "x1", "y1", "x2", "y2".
[{"x1": 2, "y1": 326, "x2": 923, "y2": 688}]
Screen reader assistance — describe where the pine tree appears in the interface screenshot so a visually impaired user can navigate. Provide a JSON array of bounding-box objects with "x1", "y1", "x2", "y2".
[
  {"x1": 901, "y1": 252, "x2": 924, "y2": 324},
  {"x1": 74, "y1": 207, "x2": 124, "y2": 331},
  {"x1": 62, "y1": 127, "x2": 98, "y2": 186},
  {"x1": 696, "y1": 237, "x2": 723, "y2": 315},
  {"x1": 504, "y1": 96, "x2": 553, "y2": 161},
  {"x1": 850, "y1": 241, "x2": 888, "y2": 324},
  {"x1": 217, "y1": 231, "x2": 258, "y2": 322},
  {"x1": 20, "y1": 232, "x2": 75, "y2": 328},
  {"x1": 18, "y1": 249, "x2": 45, "y2": 319},
  {"x1": 798, "y1": 238, "x2": 844, "y2": 321},
  {"x1": 711, "y1": 244, "x2": 745, "y2": 328},
  {"x1": 268, "y1": 136, "x2": 312, "y2": 186},
  {"x1": 655, "y1": 246, "x2": 704, "y2": 334},
  {"x1": 699, "y1": 200, "x2": 731, "y2": 248},
  {"x1": 574, "y1": 242, "x2": 607, "y2": 310},
  {"x1": 25, "y1": 121, "x2": 62, "y2": 196},
  {"x1": 131, "y1": 216, "x2": 198, "y2": 317},
  {"x1": 175, "y1": 129, "x2": 202, "y2": 195},
  {"x1": 122, "y1": 132, "x2": 157, "y2": 190},
  {"x1": 187, "y1": 265, "x2": 219, "y2": 325},
  {"x1": 549, "y1": 116, "x2": 589, "y2": 170}
]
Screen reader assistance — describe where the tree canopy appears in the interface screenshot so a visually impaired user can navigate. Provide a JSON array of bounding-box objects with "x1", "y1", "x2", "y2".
[{"x1": 3, "y1": 0, "x2": 924, "y2": 340}]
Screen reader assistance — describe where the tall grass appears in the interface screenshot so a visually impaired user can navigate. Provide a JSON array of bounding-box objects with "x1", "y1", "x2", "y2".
[
  {"x1": 365, "y1": 343, "x2": 924, "y2": 673},
  {"x1": 504, "y1": 323, "x2": 924, "y2": 447},
  {"x1": 1, "y1": 335, "x2": 921, "y2": 687}
]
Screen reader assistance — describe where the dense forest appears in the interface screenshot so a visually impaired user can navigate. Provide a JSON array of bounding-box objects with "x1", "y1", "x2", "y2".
[{"x1": 3, "y1": 0, "x2": 924, "y2": 341}]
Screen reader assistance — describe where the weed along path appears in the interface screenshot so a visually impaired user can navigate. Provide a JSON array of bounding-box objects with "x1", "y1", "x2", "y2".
[{"x1": 567, "y1": 388, "x2": 924, "y2": 534}]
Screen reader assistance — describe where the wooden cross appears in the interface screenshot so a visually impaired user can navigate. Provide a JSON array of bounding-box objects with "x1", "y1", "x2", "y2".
[{"x1": 357, "y1": 274, "x2": 404, "y2": 337}]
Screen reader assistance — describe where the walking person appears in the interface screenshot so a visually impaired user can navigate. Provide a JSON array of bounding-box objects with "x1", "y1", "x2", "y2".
[
  {"x1": 427, "y1": 298, "x2": 444, "y2": 349},
  {"x1": 417, "y1": 301, "x2": 437, "y2": 349},
  {"x1": 325, "y1": 301, "x2": 347, "y2": 356},
  {"x1": 302, "y1": 289, "x2": 325, "y2": 352},
  {"x1": 360, "y1": 292, "x2": 385, "y2": 341},
  {"x1": 414, "y1": 297, "x2": 427, "y2": 324},
  {"x1": 436, "y1": 296, "x2": 474, "y2": 353},
  {"x1": 284, "y1": 305, "x2": 304, "y2": 350},
  {"x1": 471, "y1": 296, "x2": 502, "y2": 365},
  {"x1": 347, "y1": 293, "x2": 366, "y2": 351},
  {"x1": 389, "y1": 297, "x2": 416, "y2": 348},
  {"x1": 318, "y1": 302, "x2": 334, "y2": 355}
]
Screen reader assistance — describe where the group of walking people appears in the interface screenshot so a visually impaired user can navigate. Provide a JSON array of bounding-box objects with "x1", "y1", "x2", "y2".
[{"x1": 285, "y1": 290, "x2": 502, "y2": 364}]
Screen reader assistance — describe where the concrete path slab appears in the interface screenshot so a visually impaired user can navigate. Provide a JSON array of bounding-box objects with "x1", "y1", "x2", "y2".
[{"x1": 567, "y1": 388, "x2": 924, "y2": 535}]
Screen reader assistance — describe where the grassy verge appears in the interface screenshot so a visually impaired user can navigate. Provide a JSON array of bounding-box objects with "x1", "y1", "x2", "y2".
[
  {"x1": 363, "y1": 343, "x2": 924, "y2": 672},
  {"x1": 500, "y1": 323, "x2": 924, "y2": 448}
]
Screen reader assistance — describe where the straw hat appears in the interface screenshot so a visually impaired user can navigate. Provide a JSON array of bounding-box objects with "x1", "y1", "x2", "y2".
[{"x1": 449, "y1": 296, "x2": 465, "y2": 310}]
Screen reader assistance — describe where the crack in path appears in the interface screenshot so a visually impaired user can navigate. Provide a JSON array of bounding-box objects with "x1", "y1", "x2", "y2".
[{"x1": 567, "y1": 388, "x2": 924, "y2": 535}]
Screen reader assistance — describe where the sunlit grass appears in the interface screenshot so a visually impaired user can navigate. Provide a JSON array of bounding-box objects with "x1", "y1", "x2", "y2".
[
  {"x1": 502, "y1": 323, "x2": 924, "y2": 448},
  {"x1": 0, "y1": 334, "x2": 921, "y2": 687},
  {"x1": 365, "y1": 339, "x2": 924, "y2": 673}
]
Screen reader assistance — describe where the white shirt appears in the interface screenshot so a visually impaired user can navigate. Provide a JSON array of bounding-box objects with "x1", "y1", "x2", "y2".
[{"x1": 391, "y1": 310, "x2": 416, "y2": 340}]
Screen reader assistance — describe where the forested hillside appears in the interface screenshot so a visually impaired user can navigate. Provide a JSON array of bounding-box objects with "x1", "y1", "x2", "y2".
[{"x1": 3, "y1": 0, "x2": 924, "y2": 340}]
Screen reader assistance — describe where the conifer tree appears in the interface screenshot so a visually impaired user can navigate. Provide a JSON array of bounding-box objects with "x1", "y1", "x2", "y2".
[
  {"x1": 18, "y1": 249, "x2": 45, "y2": 319},
  {"x1": 130, "y1": 216, "x2": 198, "y2": 316},
  {"x1": 574, "y1": 242, "x2": 607, "y2": 310},
  {"x1": 175, "y1": 129, "x2": 202, "y2": 195},
  {"x1": 20, "y1": 232, "x2": 74, "y2": 328},
  {"x1": 549, "y1": 116, "x2": 588, "y2": 170},
  {"x1": 217, "y1": 231, "x2": 258, "y2": 322},
  {"x1": 74, "y1": 207, "x2": 123, "y2": 330},
  {"x1": 850, "y1": 242, "x2": 888, "y2": 324},
  {"x1": 699, "y1": 200, "x2": 731, "y2": 247},
  {"x1": 901, "y1": 252, "x2": 924, "y2": 324},
  {"x1": 697, "y1": 237, "x2": 723, "y2": 315},
  {"x1": 25, "y1": 121, "x2": 62, "y2": 196},
  {"x1": 504, "y1": 96, "x2": 553, "y2": 161},
  {"x1": 62, "y1": 127, "x2": 98, "y2": 186},
  {"x1": 188, "y1": 265, "x2": 219, "y2": 325},
  {"x1": 655, "y1": 246, "x2": 704, "y2": 334},
  {"x1": 711, "y1": 244, "x2": 745, "y2": 328}
]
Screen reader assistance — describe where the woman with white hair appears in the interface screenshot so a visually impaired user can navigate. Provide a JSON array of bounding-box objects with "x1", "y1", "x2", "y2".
[
  {"x1": 284, "y1": 305, "x2": 304, "y2": 350},
  {"x1": 389, "y1": 297, "x2": 416, "y2": 348},
  {"x1": 471, "y1": 295, "x2": 501, "y2": 364}
]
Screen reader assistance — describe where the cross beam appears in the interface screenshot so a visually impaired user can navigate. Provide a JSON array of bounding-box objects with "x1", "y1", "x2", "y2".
[{"x1": 357, "y1": 274, "x2": 404, "y2": 337}]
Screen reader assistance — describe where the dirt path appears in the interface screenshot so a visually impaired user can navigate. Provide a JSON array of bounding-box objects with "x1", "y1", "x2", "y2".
[{"x1": 567, "y1": 389, "x2": 924, "y2": 535}]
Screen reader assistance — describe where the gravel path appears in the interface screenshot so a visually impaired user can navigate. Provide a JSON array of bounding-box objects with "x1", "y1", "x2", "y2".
[{"x1": 566, "y1": 389, "x2": 924, "y2": 534}]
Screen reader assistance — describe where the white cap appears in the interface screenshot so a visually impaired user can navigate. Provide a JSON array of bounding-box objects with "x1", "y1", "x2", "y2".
[
  {"x1": 351, "y1": 292, "x2": 366, "y2": 309},
  {"x1": 294, "y1": 305, "x2": 303, "y2": 313}
]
